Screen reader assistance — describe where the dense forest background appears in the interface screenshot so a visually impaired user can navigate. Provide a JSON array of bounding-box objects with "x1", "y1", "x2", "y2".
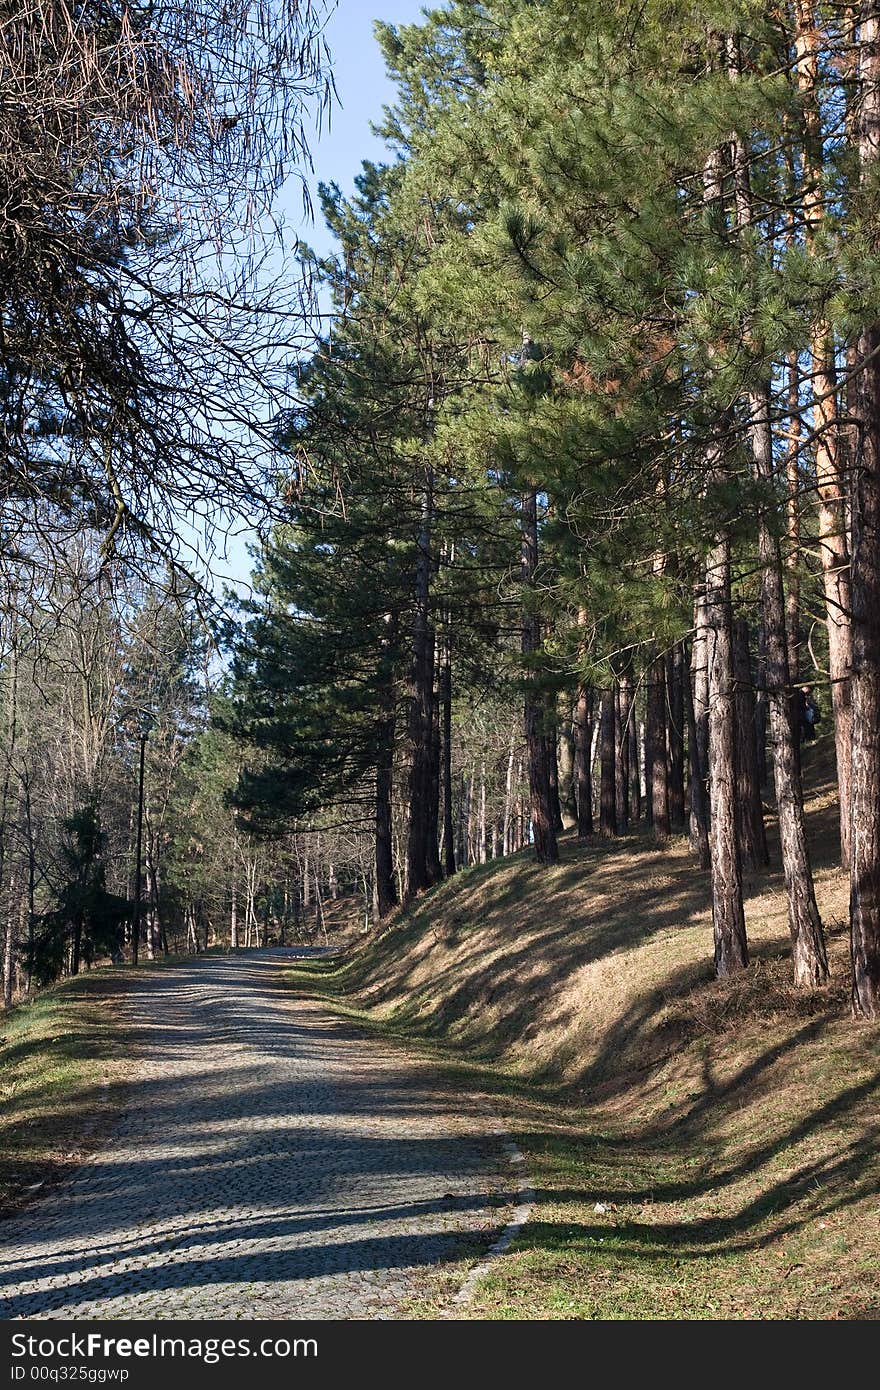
[{"x1": 4, "y1": 0, "x2": 880, "y2": 1020}]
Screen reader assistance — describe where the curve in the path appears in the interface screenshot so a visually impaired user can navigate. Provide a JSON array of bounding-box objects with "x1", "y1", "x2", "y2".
[{"x1": 0, "y1": 951, "x2": 512, "y2": 1320}]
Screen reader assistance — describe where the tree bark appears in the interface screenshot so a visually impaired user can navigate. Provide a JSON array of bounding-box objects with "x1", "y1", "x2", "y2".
[
  {"x1": 750, "y1": 383, "x2": 828, "y2": 985},
  {"x1": 574, "y1": 683, "x2": 594, "y2": 838},
  {"x1": 850, "y1": 0, "x2": 880, "y2": 1017},
  {"x1": 732, "y1": 616, "x2": 769, "y2": 869},
  {"x1": 647, "y1": 655, "x2": 670, "y2": 838},
  {"x1": 667, "y1": 645, "x2": 686, "y2": 829},
  {"x1": 706, "y1": 534, "x2": 749, "y2": 976},
  {"x1": 622, "y1": 671, "x2": 641, "y2": 822},
  {"x1": 2, "y1": 879, "x2": 15, "y2": 1009},
  {"x1": 683, "y1": 640, "x2": 711, "y2": 870},
  {"x1": 557, "y1": 696, "x2": 578, "y2": 829},
  {"x1": 547, "y1": 716, "x2": 564, "y2": 833},
  {"x1": 375, "y1": 639, "x2": 398, "y2": 919},
  {"x1": 405, "y1": 464, "x2": 437, "y2": 898},
  {"x1": 598, "y1": 686, "x2": 617, "y2": 837},
  {"x1": 440, "y1": 633, "x2": 456, "y2": 877},
  {"x1": 795, "y1": 0, "x2": 853, "y2": 868},
  {"x1": 426, "y1": 630, "x2": 442, "y2": 884},
  {"x1": 727, "y1": 83, "x2": 827, "y2": 982},
  {"x1": 785, "y1": 349, "x2": 803, "y2": 684},
  {"x1": 521, "y1": 487, "x2": 559, "y2": 864},
  {"x1": 614, "y1": 678, "x2": 629, "y2": 831}
]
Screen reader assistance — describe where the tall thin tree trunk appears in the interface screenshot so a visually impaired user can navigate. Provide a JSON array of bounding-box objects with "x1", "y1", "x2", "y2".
[
  {"x1": 441, "y1": 632, "x2": 456, "y2": 876},
  {"x1": 732, "y1": 617, "x2": 769, "y2": 869},
  {"x1": 795, "y1": 0, "x2": 853, "y2": 868},
  {"x1": 503, "y1": 726, "x2": 516, "y2": 855},
  {"x1": 683, "y1": 641, "x2": 711, "y2": 870},
  {"x1": 521, "y1": 487, "x2": 558, "y2": 864},
  {"x1": 850, "y1": 0, "x2": 880, "y2": 1016},
  {"x1": 547, "y1": 716, "x2": 564, "y2": 833},
  {"x1": 598, "y1": 686, "x2": 617, "y2": 837},
  {"x1": 614, "y1": 678, "x2": 629, "y2": 832},
  {"x1": 727, "y1": 91, "x2": 827, "y2": 981},
  {"x1": 755, "y1": 620, "x2": 769, "y2": 787},
  {"x1": 557, "y1": 696, "x2": 577, "y2": 829},
  {"x1": 2, "y1": 877, "x2": 15, "y2": 1009},
  {"x1": 426, "y1": 632, "x2": 442, "y2": 884},
  {"x1": 574, "y1": 683, "x2": 594, "y2": 838},
  {"x1": 785, "y1": 350, "x2": 803, "y2": 682},
  {"x1": 405, "y1": 464, "x2": 436, "y2": 898},
  {"x1": 693, "y1": 586, "x2": 711, "y2": 797},
  {"x1": 748, "y1": 383, "x2": 828, "y2": 985},
  {"x1": 647, "y1": 655, "x2": 670, "y2": 838},
  {"x1": 375, "y1": 710, "x2": 397, "y2": 921},
  {"x1": 623, "y1": 672, "x2": 641, "y2": 822},
  {"x1": 706, "y1": 531, "x2": 749, "y2": 977},
  {"x1": 667, "y1": 646, "x2": 686, "y2": 829}
]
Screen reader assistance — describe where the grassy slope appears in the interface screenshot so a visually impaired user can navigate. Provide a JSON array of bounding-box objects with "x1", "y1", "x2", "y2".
[
  {"x1": 291, "y1": 734, "x2": 880, "y2": 1318},
  {"x1": 0, "y1": 969, "x2": 136, "y2": 1216}
]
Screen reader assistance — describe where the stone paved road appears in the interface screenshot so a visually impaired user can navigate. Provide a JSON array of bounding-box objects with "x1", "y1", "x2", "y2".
[{"x1": 0, "y1": 951, "x2": 511, "y2": 1319}]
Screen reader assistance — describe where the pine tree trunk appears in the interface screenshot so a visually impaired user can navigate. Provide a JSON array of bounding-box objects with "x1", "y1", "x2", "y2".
[
  {"x1": 785, "y1": 349, "x2": 803, "y2": 683},
  {"x1": 728, "y1": 91, "x2": 827, "y2": 981},
  {"x1": 441, "y1": 636, "x2": 456, "y2": 876},
  {"x1": 521, "y1": 488, "x2": 559, "y2": 864},
  {"x1": 647, "y1": 655, "x2": 670, "y2": 838},
  {"x1": 375, "y1": 684, "x2": 398, "y2": 919},
  {"x1": 706, "y1": 532, "x2": 749, "y2": 976},
  {"x1": 615, "y1": 678, "x2": 629, "y2": 831},
  {"x1": 557, "y1": 696, "x2": 578, "y2": 829},
  {"x1": 426, "y1": 632, "x2": 442, "y2": 884},
  {"x1": 667, "y1": 646, "x2": 686, "y2": 829},
  {"x1": 547, "y1": 716, "x2": 564, "y2": 833},
  {"x1": 466, "y1": 759, "x2": 476, "y2": 864},
  {"x1": 574, "y1": 683, "x2": 594, "y2": 838},
  {"x1": 623, "y1": 672, "x2": 641, "y2": 822},
  {"x1": 683, "y1": 641, "x2": 711, "y2": 870},
  {"x1": 732, "y1": 617, "x2": 769, "y2": 868},
  {"x1": 750, "y1": 384, "x2": 828, "y2": 985},
  {"x1": 851, "y1": 0, "x2": 880, "y2": 1017},
  {"x1": 794, "y1": 0, "x2": 853, "y2": 869},
  {"x1": 2, "y1": 883, "x2": 15, "y2": 1009},
  {"x1": 405, "y1": 465, "x2": 437, "y2": 898},
  {"x1": 693, "y1": 587, "x2": 711, "y2": 796},
  {"x1": 599, "y1": 686, "x2": 617, "y2": 837},
  {"x1": 503, "y1": 726, "x2": 516, "y2": 854},
  {"x1": 755, "y1": 621, "x2": 769, "y2": 787}
]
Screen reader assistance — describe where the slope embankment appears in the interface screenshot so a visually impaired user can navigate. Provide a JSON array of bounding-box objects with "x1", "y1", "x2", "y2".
[{"x1": 294, "y1": 739, "x2": 880, "y2": 1318}]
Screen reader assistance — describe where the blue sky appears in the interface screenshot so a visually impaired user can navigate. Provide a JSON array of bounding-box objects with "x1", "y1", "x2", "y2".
[
  {"x1": 211, "y1": 0, "x2": 429, "y2": 597},
  {"x1": 281, "y1": 0, "x2": 429, "y2": 255}
]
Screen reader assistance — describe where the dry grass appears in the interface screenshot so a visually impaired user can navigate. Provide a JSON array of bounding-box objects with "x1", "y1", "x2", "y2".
[
  {"x1": 294, "y1": 733, "x2": 880, "y2": 1319},
  {"x1": 0, "y1": 969, "x2": 135, "y2": 1216}
]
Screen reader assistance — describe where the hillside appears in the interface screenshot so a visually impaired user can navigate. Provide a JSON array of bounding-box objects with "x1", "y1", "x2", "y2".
[{"x1": 292, "y1": 734, "x2": 880, "y2": 1318}]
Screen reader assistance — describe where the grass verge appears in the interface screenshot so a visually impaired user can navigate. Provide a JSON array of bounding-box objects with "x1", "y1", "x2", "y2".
[
  {"x1": 0, "y1": 969, "x2": 135, "y2": 1216},
  {"x1": 284, "y1": 738, "x2": 880, "y2": 1319}
]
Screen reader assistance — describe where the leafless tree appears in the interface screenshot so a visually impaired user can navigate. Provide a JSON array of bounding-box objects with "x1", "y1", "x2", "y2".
[{"x1": 0, "y1": 0, "x2": 331, "y2": 616}]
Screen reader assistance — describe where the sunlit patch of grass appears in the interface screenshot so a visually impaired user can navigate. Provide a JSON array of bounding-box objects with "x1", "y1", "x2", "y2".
[
  {"x1": 0, "y1": 970, "x2": 134, "y2": 1215},
  {"x1": 290, "y1": 733, "x2": 880, "y2": 1319}
]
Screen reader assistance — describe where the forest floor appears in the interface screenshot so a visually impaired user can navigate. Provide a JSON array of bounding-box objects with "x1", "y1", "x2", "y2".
[{"x1": 287, "y1": 732, "x2": 880, "y2": 1318}]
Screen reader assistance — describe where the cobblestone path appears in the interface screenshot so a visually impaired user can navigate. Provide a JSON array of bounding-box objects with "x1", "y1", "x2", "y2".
[{"x1": 0, "y1": 952, "x2": 512, "y2": 1319}]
